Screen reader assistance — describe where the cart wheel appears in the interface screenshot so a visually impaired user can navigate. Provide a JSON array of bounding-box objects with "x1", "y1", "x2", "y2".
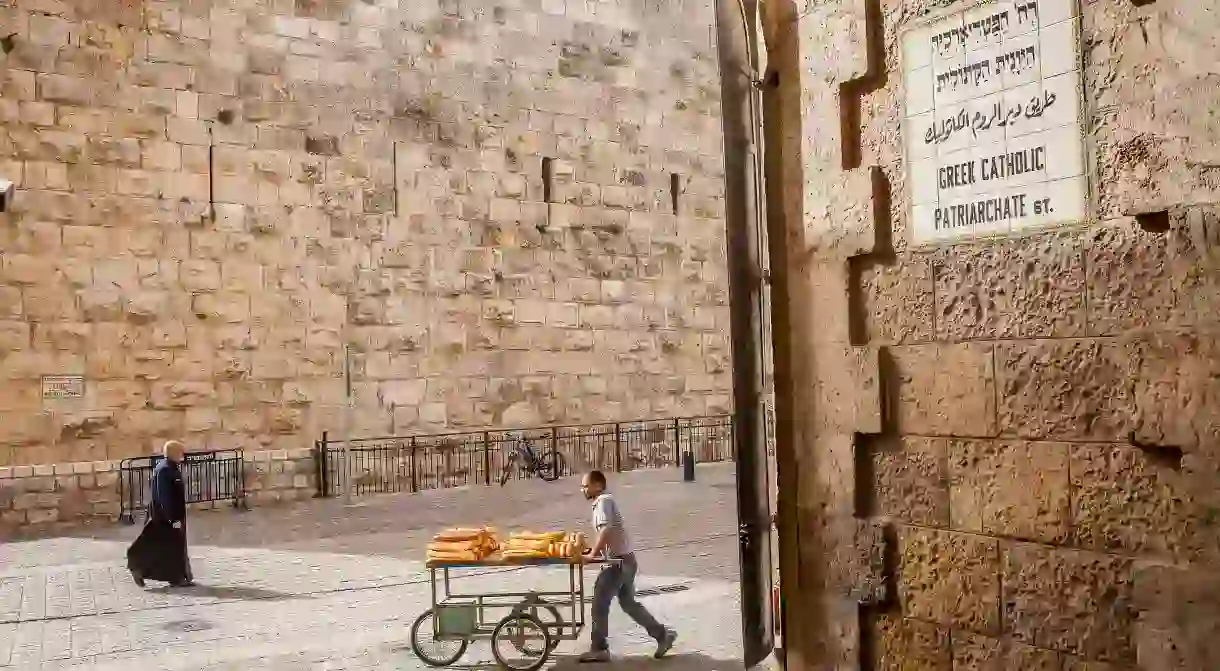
[
  {"x1": 517, "y1": 601, "x2": 564, "y2": 651},
  {"x1": 491, "y1": 613, "x2": 552, "y2": 671},
  {"x1": 410, "y1": 609, "x2": 468, "y2": 667}
]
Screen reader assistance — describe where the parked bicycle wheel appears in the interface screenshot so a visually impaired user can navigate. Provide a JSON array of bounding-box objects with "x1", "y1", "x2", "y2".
[
  {"x1": 536, "y1": 450, "x2": 565, "y2": 482},
  {"x1": 409, "y1": 608, "x2": 468, "y2": 667},
  {"x1": 499, "y1": 453, "x2": 517, "y2": 487}
]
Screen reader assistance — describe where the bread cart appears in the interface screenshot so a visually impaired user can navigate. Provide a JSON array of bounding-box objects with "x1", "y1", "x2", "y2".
[{"x1": 410, "y1": 555, "x2": 611, "y2": 670}]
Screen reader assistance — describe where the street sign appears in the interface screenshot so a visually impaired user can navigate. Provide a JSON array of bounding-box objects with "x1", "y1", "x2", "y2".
[
  {"x1": 42, "y1": 375, "x2": 84, "y2": 400},
  {"x1": 902, "y1": 0, "x2": 1089, "y2": 244}
]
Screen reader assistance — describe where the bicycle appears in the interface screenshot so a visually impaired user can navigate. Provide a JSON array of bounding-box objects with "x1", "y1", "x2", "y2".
[{"x1": 499, "y1": 437, "x2": 566, "y2": 486}]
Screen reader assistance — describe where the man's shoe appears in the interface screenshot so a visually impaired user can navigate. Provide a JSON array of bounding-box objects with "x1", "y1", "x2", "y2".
[
  {"x1": 654, "y1": 629, "x2": 677, "y2": 658},
  {"x1": 130, "y1": 571, "x2": 145, "y2": 588},
  {"x1": 578, "y1": 650, "x2": 611, "y2": 663}
]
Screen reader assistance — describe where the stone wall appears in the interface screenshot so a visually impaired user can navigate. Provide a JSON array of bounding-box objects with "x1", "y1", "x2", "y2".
[
  {"x1": 0, "y1": 448, "x2": 317, "y2": 534},
  {"x1": 0, "y1": 0, "x2": 730, "y2": 468},
  {"x1": 766, "y1": 0, "x2": 1220, "y2": 670}
]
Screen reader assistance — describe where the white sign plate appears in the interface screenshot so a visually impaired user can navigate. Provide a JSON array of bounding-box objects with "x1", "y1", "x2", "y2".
[
  {"x1": 42, "y1": 375, "x2": 84, "y2": 399},
  {"x1": 902, "y1": 0, "x2": 1088, "y2": 244}
]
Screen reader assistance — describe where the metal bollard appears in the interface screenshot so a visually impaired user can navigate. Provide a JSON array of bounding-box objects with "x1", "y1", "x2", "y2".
[{"x1": 682, "y1": 450, "x2": 695, "y2": 482}]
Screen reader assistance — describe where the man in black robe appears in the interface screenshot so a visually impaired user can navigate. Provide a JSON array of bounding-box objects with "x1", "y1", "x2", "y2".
[{"x1": 128, "y1": 440, "x2": 194, "y2": 587}]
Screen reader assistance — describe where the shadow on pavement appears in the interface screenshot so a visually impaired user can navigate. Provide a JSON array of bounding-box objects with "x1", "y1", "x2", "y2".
[
  {"x1": 549, "y1": 652, "x2": 745, "y2": 669},
  {"x1": 145, "y1": 583, "x2": 299, "y2": 602},
  {"x1": 426, "y1": 652, "x2": 744, "y2": 671}
]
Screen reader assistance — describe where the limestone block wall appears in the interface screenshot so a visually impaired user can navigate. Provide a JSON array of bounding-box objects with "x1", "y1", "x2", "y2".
[
  {"x1": 0, "y1": 447, "x2": 317, "y2": 533},
  {"x1": 767, "y1": 0, "x2": 1220, "y2": 670},
  {"x1": 0, "y1": 0, "x2": 731, "y2": 468}
]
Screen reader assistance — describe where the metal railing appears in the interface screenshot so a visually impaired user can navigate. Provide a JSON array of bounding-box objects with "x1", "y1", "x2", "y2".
[
  {"x1": 315, "y1": 415, "x2": 734, "y2": 498},
  {"x1": 118, "y1": 449, "x2": 248, "y2": 524}
]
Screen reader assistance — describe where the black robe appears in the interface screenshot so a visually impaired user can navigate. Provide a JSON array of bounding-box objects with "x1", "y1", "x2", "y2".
[
  {"x1": 127, "y1": 518, "x2": 190, "y2": 582},
  {"x1": 127, "y1": 459, "x2": 192, "y2": 583}
]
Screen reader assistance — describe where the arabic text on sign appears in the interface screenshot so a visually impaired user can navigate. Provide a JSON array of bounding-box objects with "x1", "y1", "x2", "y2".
[{"x1": 923, "y1": 89, "x2": 1058, "y2": 146}]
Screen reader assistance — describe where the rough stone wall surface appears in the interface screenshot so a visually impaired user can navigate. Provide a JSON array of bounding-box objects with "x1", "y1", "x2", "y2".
[
  {"x1": 0, "y1": 0, "x2": 731, "y2": 468},
  {"x1": 768, "y1": 0, "x2": 1220, "y2": 670}
]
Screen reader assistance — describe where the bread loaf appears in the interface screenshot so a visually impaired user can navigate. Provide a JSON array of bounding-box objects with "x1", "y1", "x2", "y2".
[
  {"x1": 428, "y1": 527, "x2": 500, "y2": 562},
  {"x1": 434, "y1": 527, "x2": 488, "y2": 542},
  {"x1": 427, "y1": 549, "x2": 480, "y2": 562},
  {"x1": 502, "y1": 538, "x2": 552, "y2": 553},
  {"x1": 512, "y1": 531, "x2": 566, "y2": 542},
  {"x1": 428, "y1": 540, "x2": 481, "y2": 553},
  {"x1": 501, "y1": 551, "x2": 548, "y2": 560}
]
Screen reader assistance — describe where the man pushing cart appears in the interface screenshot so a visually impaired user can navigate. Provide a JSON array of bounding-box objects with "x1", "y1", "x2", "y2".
[
  {"x1": 577, "y1": 469, "x2": 677, "y2": 663},
  {"x1": 409, "y1": 470, "x2": 676, "y2": 669}
]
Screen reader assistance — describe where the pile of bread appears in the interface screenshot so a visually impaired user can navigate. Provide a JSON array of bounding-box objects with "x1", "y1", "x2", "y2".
[
  {"x1": 551, "y1": 532, "x2": 587, "y2": 559},
  {"x1": 500, "y1": 531, "x2": 587, "y2": 561},
  {"x1": 426, "y1": 528, "x2": 586, "y2": 563},
  {"x1": 426, "y1": 527, "x2": 499, "y2": 563}
]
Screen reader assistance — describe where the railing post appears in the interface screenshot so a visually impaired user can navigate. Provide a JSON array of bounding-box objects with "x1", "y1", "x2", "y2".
[
  {"x1": 313, "y1": 440, "x2": 323, "y2": 498},
  {"x1": 729, "y1": 415, "x2": 736, "y2": 461},
  {"x1": 117, "y1": 460, "x2": 127, "y2": 523},
  {"x1": 409, "y1": 436, "x2": 418, "y2": 493},
  {"x1": 320, "y1": 431, "x2": 331, "y2": 498},
  {"x1": 680, "y1": 419, "x2": 695, "y2": 482},
  {"x1": 614, "y1": 423, "x2": 622, "y2": 473},
  {"x1": 550, "y1": 428, "x2": 560, "y2": 476},
  {"x1": 672, "y1": 418, "x2": 681, "y2": 467},
  {"x1": 483, "y1": 431, "x2": 492, "y2": 486},
  {"x1": 234, "y1": 450, "x2": 248, "y2": 510}
]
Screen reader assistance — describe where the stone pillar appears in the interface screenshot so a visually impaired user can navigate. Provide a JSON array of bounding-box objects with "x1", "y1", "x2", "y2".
[
  {"x1": 766, "y1": 0, "x2": 1220, "y2": 669},
  {"x1": 765, "y1": 0, "x2": 885, "y2": 667}
]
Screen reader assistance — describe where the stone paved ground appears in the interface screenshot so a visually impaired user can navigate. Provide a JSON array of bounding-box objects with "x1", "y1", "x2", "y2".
[{"x1": 1, "y1": 464, "x2": 753, "y2": 670}]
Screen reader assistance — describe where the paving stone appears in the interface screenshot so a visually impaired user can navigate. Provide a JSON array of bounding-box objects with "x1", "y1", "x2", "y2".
[{"x1": 1, "y1": 465, "x2": 753, "y2": 670}]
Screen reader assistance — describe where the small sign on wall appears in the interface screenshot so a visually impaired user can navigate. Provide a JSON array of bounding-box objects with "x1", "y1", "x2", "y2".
[
  {"x1": 42, "y1": 375, "x2": 85, "y2": 399},
  {"x1": 902, "y1": 0, "x2": 1089, "y2": 244}
]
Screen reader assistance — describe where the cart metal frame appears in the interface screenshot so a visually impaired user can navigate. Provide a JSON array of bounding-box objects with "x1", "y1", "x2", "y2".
[{"x1": 412, "y1": 557, "x2": 615, "y2": 669}]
